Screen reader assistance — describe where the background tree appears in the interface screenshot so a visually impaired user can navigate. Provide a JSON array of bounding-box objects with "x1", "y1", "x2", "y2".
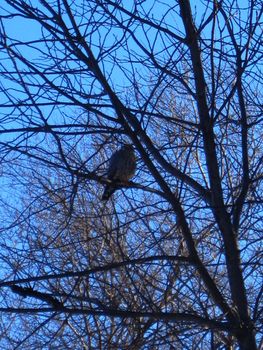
[{"x1": 0, "y1": 0, "x2": 262, "y2": 349}]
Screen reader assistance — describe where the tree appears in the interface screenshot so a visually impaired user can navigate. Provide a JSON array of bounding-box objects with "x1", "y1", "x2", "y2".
[{"x1": 0, "y1": 0, "x2": 262, "y2": 349}]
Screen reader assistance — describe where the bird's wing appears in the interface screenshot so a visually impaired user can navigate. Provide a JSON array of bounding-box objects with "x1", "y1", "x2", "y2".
[{"x1": 107, "y1": 150, "x2": 122, "y2": 179}]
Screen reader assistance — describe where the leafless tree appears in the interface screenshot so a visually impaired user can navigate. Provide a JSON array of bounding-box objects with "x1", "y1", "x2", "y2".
[{"x1": 0, "y1": 0, "x2": 262, "y2": 349}]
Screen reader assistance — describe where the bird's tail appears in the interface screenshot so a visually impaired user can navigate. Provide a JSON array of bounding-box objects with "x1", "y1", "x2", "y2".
[{"x1": 102, "y1": 185, "x2": 116, "y2": 201}]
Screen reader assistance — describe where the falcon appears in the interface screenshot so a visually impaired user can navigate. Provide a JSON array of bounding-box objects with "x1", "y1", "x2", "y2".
[{"x1": 102, "y1": 144, "x2": 136, "y2": 200}]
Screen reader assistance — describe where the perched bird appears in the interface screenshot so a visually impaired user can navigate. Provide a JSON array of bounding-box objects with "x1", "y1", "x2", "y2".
[{"x1": 102, "y1": 144, "x2": 136, "y2": 200}]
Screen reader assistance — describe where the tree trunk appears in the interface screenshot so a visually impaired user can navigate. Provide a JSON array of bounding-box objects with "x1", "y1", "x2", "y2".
[{"x1": 237, "y1": 329, "x2": 257, "y2": 350}]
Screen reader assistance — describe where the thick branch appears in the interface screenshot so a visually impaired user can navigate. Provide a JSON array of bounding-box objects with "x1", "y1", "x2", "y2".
[
  {"x1": 219, "y1": 7, "x2": 250, "y2": 232},
  {"x1": 178, "y1": 1, "x2": 256, "y2": 348},
  {"x1": 0, "y1": 255, "x2": 191, "y2": 287},
  {"x1": 11, "y1": 285, "x2": 63, "y2": 309},
  {"x1": 0, "y1": 306, "x2": 231, "y2": 331}
]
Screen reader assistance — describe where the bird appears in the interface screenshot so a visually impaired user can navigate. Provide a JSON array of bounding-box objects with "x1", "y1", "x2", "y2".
[{"x1": 102, "y1": 144, "x2": 136, "y2": 200}]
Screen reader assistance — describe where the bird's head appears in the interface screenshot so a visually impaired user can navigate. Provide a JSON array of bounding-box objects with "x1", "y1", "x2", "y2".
[{"x1": 122, "y1": 144, "x2": 134, "y2": 151}]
